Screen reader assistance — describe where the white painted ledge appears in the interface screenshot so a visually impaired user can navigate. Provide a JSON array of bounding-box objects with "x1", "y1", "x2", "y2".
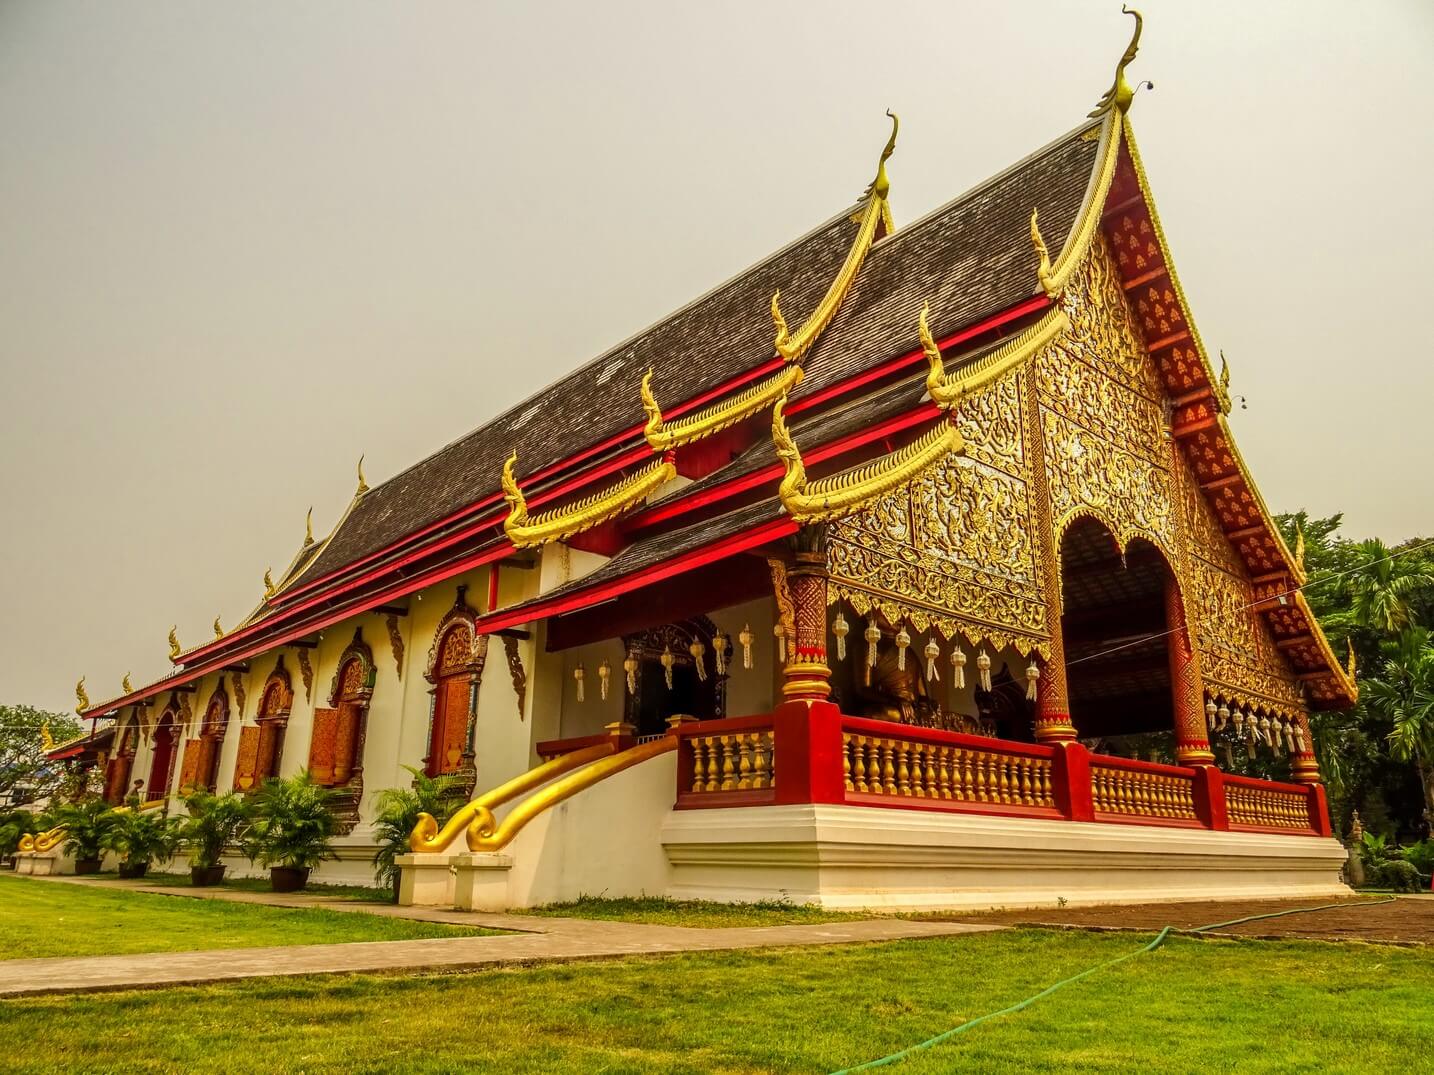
[{"x1": 660, "y1": 803, "x2": 1350, "y2": 911}]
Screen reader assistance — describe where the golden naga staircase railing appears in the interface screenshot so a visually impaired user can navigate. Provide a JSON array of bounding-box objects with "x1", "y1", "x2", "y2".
[
  {"x1": 409, "y1": 735, "x2": 679, "y2": 855},
  {"x1": 15, "y1": 798, "x2": 166, "y2": 854}
]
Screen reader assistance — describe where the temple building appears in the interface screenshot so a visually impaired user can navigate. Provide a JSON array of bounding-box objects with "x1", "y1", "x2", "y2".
[{"x1": 65, "y1": 13, "x2": 1355, "y2": 908}]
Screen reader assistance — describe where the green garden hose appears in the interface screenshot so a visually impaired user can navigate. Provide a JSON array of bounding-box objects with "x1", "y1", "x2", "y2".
[{"x1": 830, "y1": 896, "x2": 1399, "y2": 1073}]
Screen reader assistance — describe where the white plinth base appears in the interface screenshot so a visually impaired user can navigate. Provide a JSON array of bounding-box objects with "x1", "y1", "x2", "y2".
[
  {"x1": 452, "y1": 853, "x2": 514, "y2": 911},
  {"x1": 14, "y1": 853, "x2": 65, "y2": 876},
  {"x1": 661, "y1": 804, "x2": 1351, "y2": 912},
  {"x1": 396, "y1": 853, "x2": 455, "y2": 907}
]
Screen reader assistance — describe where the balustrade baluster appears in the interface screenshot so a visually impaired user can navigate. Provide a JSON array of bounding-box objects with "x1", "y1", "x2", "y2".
[
  {"x1": 880, "y1": 741, "x2": 896, "y2": 796},
  {"x1": 938, "y1": 746, "x2": 953, "y2": 800},
  {"x1": 738, "y1": 735, "x2": 754, "y2": 791},
  {"x1": 719, "y1": 735, "x2": 736, "y2": 791}
]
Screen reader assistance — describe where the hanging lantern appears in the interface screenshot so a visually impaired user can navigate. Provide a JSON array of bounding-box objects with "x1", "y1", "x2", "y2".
[
  {"x1": 623, "y1": 650, "x2": 639, "y2": 695},
  {"x1": 713, "y1": 634, "x2": 729, "y2": 677},
  {"x1": 739, "y1": 623, "x2": 754, "y2": 670},
  {"x1": 1294, "y1": 724, "x2": 1307, "y2": 754},
  {"x1": 1025, "y1": 661, "x2": 1040, "y2": 701},
  {"x1": 773, "y1": 623, "x2": 787, "y2": 664},
  {"x1": 1205, "y1": 699, "x2": 1217, "y2": 730},
  {"x1": 924, "y1": 637, "x2": 940, "y2": 681},
  {"x1": 573, "y1": 662, "x2": 586, "y2": 703},
  {"x1": 833, "y1": 612, "x2": 850, "y2": 662},
  {"x1": 864, "y1": 620, "x2": 881, "y2": 686},
  {"x1": 895, "y1": 625, "x2": 911, "y2": 671},
  {"x1": 690, "y1": 639, "x2": 707, "y2": 682},
  {"x1": 1259, "y1": 715, "x2": 1274, "y2": 749},
  {"x1": 1217, "y1": 704, "x2": 1230, "y2": 732},
  {"x1": 660, "y1": 645, "x2": 676, "y2": 690},
  {"x1": 1284, "y1": 719, "x2": 1297, "y2": 754},
  {"x1": 1232, "y1": 708, "x2": 1245, "y2": 735},
  {"x1": 598, "y1": 658, "x2": 611, "y2": 702},
  {"x1": 950, "y1": 647, "x2": 967, "y2": 689},
  {"x1": 976, "y1": 649, "x2": 993, "y2": 692}
]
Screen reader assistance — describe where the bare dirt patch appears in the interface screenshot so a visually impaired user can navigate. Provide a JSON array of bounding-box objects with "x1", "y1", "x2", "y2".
[{"x1": 948, "y1": 896, "x2": 1434, "y2": 945}]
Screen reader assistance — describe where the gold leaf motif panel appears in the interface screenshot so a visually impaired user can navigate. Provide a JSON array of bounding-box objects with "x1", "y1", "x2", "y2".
[
  {"x1": 1061, "y1": 238, "x2": 1166, "y2": 401},
  {"x1": 956, "y1": 371, "x2": 1024, "y2": 476}
]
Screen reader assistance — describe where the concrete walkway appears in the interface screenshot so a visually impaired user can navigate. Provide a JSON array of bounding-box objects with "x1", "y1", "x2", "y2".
[{"x1": 1, "y1": 878, "x2": 1000, "y2": 998}]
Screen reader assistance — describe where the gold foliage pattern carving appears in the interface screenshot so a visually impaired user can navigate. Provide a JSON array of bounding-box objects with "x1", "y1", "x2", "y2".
[{"x1": 827, "y1": 391, "x2": 1048, "y2": 658}]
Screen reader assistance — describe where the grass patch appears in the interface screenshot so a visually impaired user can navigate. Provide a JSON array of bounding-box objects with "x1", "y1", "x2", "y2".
[
  {"x1": 138, "y1": 871, "x2": 385, "y2": 901},
  {"x1": 514, "y1": 894, "x2": 867, "y2": 928},
  {"x1": 0, "y1": 875, "x2": 500, "y2": 960},
  {"x1": 2, "y1": 929, "x2": 1428, "y2": 1072}
]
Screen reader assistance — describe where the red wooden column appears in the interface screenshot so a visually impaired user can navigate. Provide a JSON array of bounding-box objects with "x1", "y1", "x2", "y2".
[
  {"x1": 782, "y1": 542, "x2": 833, "y2": 703},
  {"x1": 1290, "y1": 710, "x2": 1323, "y2": 785},
  {"x1": 1165, "y1": 575, "x2": 1215, "y2": 766}
]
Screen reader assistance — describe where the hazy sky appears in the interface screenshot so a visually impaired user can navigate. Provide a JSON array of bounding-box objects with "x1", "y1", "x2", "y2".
[{"x1": 3, "y1": 1, "x2": 1432, "y2": 714}]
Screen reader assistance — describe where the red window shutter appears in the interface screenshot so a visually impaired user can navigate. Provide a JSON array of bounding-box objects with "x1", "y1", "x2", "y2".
[
  {"x1": 232, "y1": 726, "x2": 261, "y2": 792},
  {"x1": 177, "y1": 740, "x2": 203, "y2": 796},
  {"x1": 308, "y1": 708, "x2": 339, "y2": 785}
]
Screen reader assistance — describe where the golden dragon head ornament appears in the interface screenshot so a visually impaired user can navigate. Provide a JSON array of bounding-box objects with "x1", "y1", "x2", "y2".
[
  {"x1": 639, "y1": 368, "x2": 664, "y2": 439},
  {"x1": 168, "y1": 625, "x2": 181, "y2": 660},
  {"x1": 918, "y1": 301, "x2": 965, "y2": 411},
  {"x1": 212, "y1": 615, "x2": 224, "y2": 639},
  {"x1": 75, "y1": 676, "x2": 89, "y2": 715},
  {"x1": 1089, "y1": 6, "x2": 1144, "y2": 118},
  {"x1": 122, "y1": 672, "x2": 133, "y2": 694},
  {"x1": 356, "y1": 454, "x2": 369, "y2": 496},
  {"x1": 39, "y1": 721, "x2": 55, "y2": 752},
  {"x1": 771, "y1": 399, "x2": 807, "y2": 500},
  {"x1": 303, "y1": 506, "x2": 315, "y2": 547},
  {"x1": 263, "y1": 567, "x2": 276, "y2": 599}
]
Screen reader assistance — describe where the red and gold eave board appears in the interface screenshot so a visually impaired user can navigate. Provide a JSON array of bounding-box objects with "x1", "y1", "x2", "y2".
[{"x1": 1100, "y1": 121, "x2": 1355, "y2": 709}]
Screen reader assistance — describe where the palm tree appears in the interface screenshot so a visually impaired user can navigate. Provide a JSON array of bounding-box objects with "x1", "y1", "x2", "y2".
[
  {"x1": 371, "y1": 766, "x2": 465, "y2": 893},
  {"x1": 1367, "y1": 627, "x2": 1434, "y2": 829},
  {"x1": 1344, "y1": 538, "x2": 1434, "y2": 634}
]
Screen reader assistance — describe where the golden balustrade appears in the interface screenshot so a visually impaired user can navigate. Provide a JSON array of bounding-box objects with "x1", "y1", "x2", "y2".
[
  {"x1": 841, "y1": 729, "x2": 1056, "y2": 811},
  {"x1": 1089, "y1": 763, "x2": 1198, "y2": 821},
  {"x1": 687, "y1": 730, "x2": 776, "y2": 793},
  {"x1": 1224, "y1": 779, "x2": 1312, "y2": 830}
]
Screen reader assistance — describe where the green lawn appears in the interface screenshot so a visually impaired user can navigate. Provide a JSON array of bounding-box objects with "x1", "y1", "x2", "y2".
[
  {"x1": 0, "y1": 875, "x2": 499, "y2": 960},
  {"x1": 515, "y1": 894, "x2": 867, "y2": 928},
  {"x1": 137, "y1": 871, "x2": 385, "y2": 901},
  {"x1": 2, "y1": 930, "x2": 1429, "y2": 1072}
]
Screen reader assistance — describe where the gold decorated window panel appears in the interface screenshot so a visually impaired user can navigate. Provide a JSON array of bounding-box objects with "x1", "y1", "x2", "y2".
[
  {"x1": 827, "y1": 448, "x2": 1048, "y2": 657},
  {"x1": 954, "y1": 370, "x2": 1025, "y2": 477}
]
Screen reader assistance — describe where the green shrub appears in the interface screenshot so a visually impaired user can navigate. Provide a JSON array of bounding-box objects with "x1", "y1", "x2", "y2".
[
  {"x1": 1402, "y1": 839, "x2": 1434, "y2": 877},
  {"x1": 243, "y1": 771, "x2": 340, "y2": 871},
  {"x1": 104, "y1": 809, "x2": 180, "y2": 867},
  {"x1": 56, "y1": 799, "x2": 117, "y2": 861},
  {"x1": 371, "y1": 765, "x2": 465, "y2": 892},
  {"x1": 1357, "y1": 831, "x2": 1391, "y2": 867},
  {"x1": 179, "y1": 789, "x2": 250, "y2": 868},
  {"x1": 1370, "y1": 859, "x2": 1423, "y2": 893}
]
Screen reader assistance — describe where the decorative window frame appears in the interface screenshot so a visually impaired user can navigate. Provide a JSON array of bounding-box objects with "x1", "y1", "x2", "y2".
[
  {"x1": 258, "y1": 656, "x2": 295, "y2": 725},
  {"x1": 424, "y1": 587, "x2": 485, "y2": 683},
  {"x1": 329, "y1": 628, "x2": 377, "y2": 706}
]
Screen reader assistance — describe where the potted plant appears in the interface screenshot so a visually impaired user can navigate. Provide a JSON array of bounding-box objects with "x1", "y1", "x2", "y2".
[
  {"x1": 179, "y1": 789, "x2": 249, "y2": 886},
  {"x1": 105, "y1": 809, "x2": 180, "y2": 879},
  {"x1": 244, "y1": 771, "x2": 339, "y2": 892},
  {"x1": 56, "y1": 799, "x2": 117, "y2": 874},
  {"x1": 371, "y1": 766, "x2": 464, "y2": 899}
]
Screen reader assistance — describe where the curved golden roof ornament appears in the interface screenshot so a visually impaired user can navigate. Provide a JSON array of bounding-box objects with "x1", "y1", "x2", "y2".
[
  {"x1": 1030, "y1": 208, "x2": 1057, "y2": 297},
  {"x1": 1089, "y1": 6, "x2": 1144, "y2": 118},
  {"x1": 263, "y1": 567, "x2": 276, "y2": 600},
  {"x1": 75, "y1": 677, "x2": 90, "y2": 715},
  {"x1": 355, "y1": 455, "x2": 369, "y2": 496},
  {"x1": 770, "y1": 110, "x2": 898, "y2": 364},
  {"x1": 39, "y1": 721, "x2": 55, "y2": 752},
  {"x1": 1215, "y1": 350, "x2": 1233, "y2": 415},
  {"x1": 501, "y1": 450, "x2": 677, "y2": 550},
  {"x1": 773, "y1": 397, "x2": 963, "y2": 524},
  {"x1": 122, "y1": 672, "x2": 134, "y2": 694},
  {"x1": 1293, "y1": 523, "x2": 1306, "y2": 575},
  {"x1": 925, "y1": 303, "x2": 1071, "y2": 403},
  {"x1": 303, "y1": 507, "x2": 315, "y2": 548},
  {"x1": 919, "y1": 302, "x2": 968, "y2": 411},
  {"x1": 641, "y1": 365, "x2": 804, "y2": 451},
  {"x1": 1346, "y1": 637, "x2": 1357, "y2": 680},
  {"x1": 213, "y1": 616, "x2": 224, "y2": 639},
  {"x1": 168, "y1": 626, "x2": 182, "y2": 661}
]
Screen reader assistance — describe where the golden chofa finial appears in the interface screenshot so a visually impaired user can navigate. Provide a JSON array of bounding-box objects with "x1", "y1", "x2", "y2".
[
  {"x1": 1089, "y1": 6, "x2": 1145, "y2": 118},
  {"x1": 356, "y1": 455, "x2": 369, "y2": 496},
  {"x1": 1346, "y1": 637, "x2": 1357, "y2": 680},
  {"x1": 1293, "y1": 522, "x2": 1306, "y2": 574},
  {"x1": 303, "y1": 506, "x2": 315, "y2": 548},
  {"x1": 500, "y1": 451, "x2": 528, "y2": 525},
  {"x1": 168, "y1": 625, "x2": 181, "y2": 660},
  {"x1": 640, "y1": 368, "x2": 663, "y2": 440},
  {"x1": 918, "y1": 302, "x2": 962, "y2": 410},
  {"x1": 213, "y1": 616, "x2": 224, "y2": 639},
  {"x1": 863, "y1": 109, "x2": 900, "y2": 202},
  {"x1": 75, "y1": 676, "x2": 90, "y2": 715},
  {"x1": 122, "y1": 672, "x2": 134, "y2": 694},
  {"x1": 1030, "y1": 208, "x2": 1056, "y2": 297},
  {"x1": 263, "y1": 567, "x2": 276, "y2": 599}
]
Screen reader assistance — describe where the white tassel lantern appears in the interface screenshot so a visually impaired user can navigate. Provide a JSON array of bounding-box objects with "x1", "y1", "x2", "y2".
[
  {"x1": 950, "y1": 647, "x2": 967, "y2": 689},
  {"x1": 1294, "y1": 724, "x2": 1307, "y2": 754},
  {"x1": 864, "y1": 620, "x2": 881, "y2": 685},
  {"x1": 774, "y1": 623, "x2": 787, "y2": 664},
  {"x1": 1025, "y1": 662, "x2": 1040, "y2": 701},
  {"x1": 598, "y1": 658, "x2": 611, "y2": 701},
  {"x1": 623, "y1": 651, "x2": 639, "y2": 695},
  {"x1": 976, "y1": 649, "x2": 992, "y2": 692},
  {"x1": 1206, "y1": 699, "x2": 1217, "y2": 730},
  {"x1": 895, "y1": 625, "x2": 911, "y2": 671},
  {"x1": 573, "y1": 662, "x2": 585, "y2": 703},
  {"x1": 1217, "y1": 704, "x2": 1230, "y2": 732},
  {"x1": 660, "y1": 645, "x2": 676, "y2": 690},
  {"x1": 833, "y1": 612, "x2": 850, "y2": 662},
  {"x1": 924, "y1": 638, "x2": 940, "y2": 681},
  {"x1": 713, "y1": 634, "x2": 728, "y2": 677},
  {"x1": 1233, "y1": 708, "x2": 1245, "y2": 735},
  {"x1": 739, "y1": 624, "x2": 754, "y2": 670},
  {"x1": 690, "y1": 640, "x2": 707, "y2": 682}
]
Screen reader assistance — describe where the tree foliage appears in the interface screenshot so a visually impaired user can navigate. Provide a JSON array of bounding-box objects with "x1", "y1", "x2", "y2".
[
  {"x1": 0, "y1": 704, "x2": 82, "y2": 803},
  {"x1": 1277, "y1": 512, "x2": 1434, "y2": 839}
]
